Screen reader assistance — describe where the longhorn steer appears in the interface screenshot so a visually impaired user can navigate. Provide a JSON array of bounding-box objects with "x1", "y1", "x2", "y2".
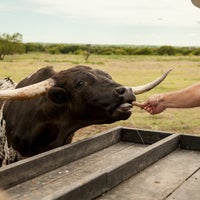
[{"x1": 0, "y1": 66, "x2": 171, "y2": 165}]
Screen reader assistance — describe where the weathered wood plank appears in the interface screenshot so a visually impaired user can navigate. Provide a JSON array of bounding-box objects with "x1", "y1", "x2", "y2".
[
  {"x1": 166, "y1": 169, "x2": 200, "y2": 200},
  {"x1": 106, "y1": 133, "x2": 179, "y2": 190},
  {"x1": 6, "y1": 134, "x2": 179, "y2": 200},
  {"x1": 97, "y1": 149, "x2": 200, "y2": 200},
  {"x1": 52, "y1": 134, "x2": 179, "y2": 200},
  {"x1": 0, "y1": 126, "x2": 122, "y2": 189},
  {"x1": 5, "y1": 127, "x2": 200, "y2": 200},
  {"x1": 180, "y1": 134, "x2": 200, "y2": 151},
  {"x1": 7, "y1": 142, "x2": 146, "y2": 200},
  {"x1": 121, "y1": 127, "x2": 171, "y2": 144}
]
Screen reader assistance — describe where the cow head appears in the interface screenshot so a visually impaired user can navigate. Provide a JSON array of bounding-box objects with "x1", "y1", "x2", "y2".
[{"x1": 48, "y1": 66, "x2": 135, "y2": 124}]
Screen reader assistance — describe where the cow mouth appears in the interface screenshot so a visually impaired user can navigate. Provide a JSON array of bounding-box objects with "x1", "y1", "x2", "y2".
[
  {"x1": 111, "y1": 102, "x2": 133, "y2": 120},
  {"x1": 116, "y1": 103, "x2": 133, "y2": 112}
]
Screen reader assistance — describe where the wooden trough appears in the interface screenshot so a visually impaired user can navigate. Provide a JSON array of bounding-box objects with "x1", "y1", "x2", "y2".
[{"x1": 0, "y1": 126, "x2": 200, "y2": 200}]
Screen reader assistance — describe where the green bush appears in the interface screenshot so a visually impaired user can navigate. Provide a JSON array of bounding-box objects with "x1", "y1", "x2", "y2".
[{"x1": 0, "y1": 33, "x2": 25, "y2": 60}]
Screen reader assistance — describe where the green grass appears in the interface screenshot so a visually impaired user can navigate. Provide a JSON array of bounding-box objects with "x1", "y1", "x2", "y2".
[{"x1": 1, "y1": 53, "x2": 200, "y2": 138}]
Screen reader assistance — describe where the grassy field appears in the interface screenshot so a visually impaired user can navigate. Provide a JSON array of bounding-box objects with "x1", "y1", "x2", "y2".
[{"x1": 1, "y1": 53, "x2": 200, "y2": 141}]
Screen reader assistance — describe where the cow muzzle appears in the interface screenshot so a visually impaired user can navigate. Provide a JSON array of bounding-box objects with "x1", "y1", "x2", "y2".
[
  {"x1": 111, "y1": 69, "x2": 172, "y2": 120},
  {"x1": 114, "y1": 86, "x2": 135, "y2": 115}
]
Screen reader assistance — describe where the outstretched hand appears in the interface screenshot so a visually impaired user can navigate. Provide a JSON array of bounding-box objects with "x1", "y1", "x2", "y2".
[{"x1": 132, "y1": 94, "x2": 166, "y2": 115}]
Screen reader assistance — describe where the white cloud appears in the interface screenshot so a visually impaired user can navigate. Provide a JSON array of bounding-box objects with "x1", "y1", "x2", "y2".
[
  {"x1": 27, "y1": 0, "x2": 200, "y2": 27},
  {"x1": 1, "y1": 0, "x2": 200, "y2": 45},
  {"x1": 1, "y1": 0, "x2": 200, "y2": 27}
]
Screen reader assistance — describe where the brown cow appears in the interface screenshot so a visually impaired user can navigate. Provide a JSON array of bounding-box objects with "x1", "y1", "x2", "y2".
[{"x1": 0, "y1": 66, "x2": 171, "y2": 165}]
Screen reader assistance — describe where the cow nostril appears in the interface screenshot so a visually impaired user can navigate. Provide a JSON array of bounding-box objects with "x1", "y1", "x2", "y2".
[{"x1": 115, "y1": 87, "x2": 126, "y2": 95}]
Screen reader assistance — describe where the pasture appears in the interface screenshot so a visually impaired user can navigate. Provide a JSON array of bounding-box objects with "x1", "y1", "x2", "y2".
[{"x1": 0, "y1": 53, "x2": 200, "y2": 142}]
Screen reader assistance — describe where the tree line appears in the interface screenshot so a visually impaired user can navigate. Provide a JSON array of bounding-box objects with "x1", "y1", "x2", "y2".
[
  {"x1": 25, "y1": 43, "x2": 200, "y2": 56},
  {"x1": 0, "y1": 33, "x2": 200, "y2": 60}
]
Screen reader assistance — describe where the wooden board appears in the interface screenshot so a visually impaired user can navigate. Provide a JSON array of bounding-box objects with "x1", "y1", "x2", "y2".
[
  {"x1": 121, "y1": 127, "x2": 171, "y2": 144},
  {"x1": 0, "y1": 127, "x2": 200, "y2": 200},
  {"x1": 166, "y1": 169, "x2": 200, "y2": 200},
  {"x1": 5, "y1": 142, "x2": 146, "y2": 200},
  {"x1": 0, "y1": 126, "x2": 121, "y2": 189},
  {"x1": 180, "y1": 134, "x2": 200, "y2": 151},
  {"x1": 97, "y1": 149, "x2": 200, "y2": 200}
]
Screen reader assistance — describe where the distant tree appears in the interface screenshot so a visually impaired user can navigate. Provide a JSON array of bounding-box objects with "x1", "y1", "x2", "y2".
[
  {"x1": 157, "y1": 45, "x2": 176, "y2": 56},
  {"x1": 59, "y1": 44, "x2": 80, "y2": 54},
  {"x1": 192, "y1": 48, "x2": 200, "y2": 56},
  {"x1": 0, "y1": 33, "x2": 25, "y2": 60},
  {"x1": 25, "y1": 43, "x2": 46, "y2": 53},
  {"x1": 114, "y1": 48, "x2": 127, "y2": 55},
  {"x1": 134, "y1": 47, "x2": 155, "y2": 55},
  {"x1": 84, "y1": 44, "x2": 92, "y2": 61}
]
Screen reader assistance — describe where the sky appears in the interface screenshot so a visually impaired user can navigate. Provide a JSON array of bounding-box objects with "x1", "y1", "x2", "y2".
[{"x1": 0, "y1": 0, "x2": 200, "y2": 46}]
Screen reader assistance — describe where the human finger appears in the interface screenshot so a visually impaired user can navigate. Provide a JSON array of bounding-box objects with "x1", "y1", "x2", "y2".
[{"x1": 132, "y1": 101, "x2": 148, "y2": 108}]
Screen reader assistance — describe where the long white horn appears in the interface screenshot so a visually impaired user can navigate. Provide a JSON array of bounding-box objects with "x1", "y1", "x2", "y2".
[
  {"x1": 0, "y1": 78, "x2": 55, "y2": 100},
  {"x1": 131, "y1": 69, "x2": 172, "y2": 95}
]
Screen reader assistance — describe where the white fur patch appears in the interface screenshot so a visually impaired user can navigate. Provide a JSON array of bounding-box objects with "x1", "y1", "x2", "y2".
[
  {"x1": 0, "y1": 110, "x2": 24, "y2": 166},
  {"x1": 0, "y1": 78, "x2": 24, "y2": 166},
  {"x1": 0, "y1": 78, "x2": 16, "y2": 90}
]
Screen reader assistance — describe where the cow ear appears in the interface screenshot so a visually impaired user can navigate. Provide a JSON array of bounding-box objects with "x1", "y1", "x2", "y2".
[{"x1": 48, "y1": 87, "x2": 68, "y2": 104}]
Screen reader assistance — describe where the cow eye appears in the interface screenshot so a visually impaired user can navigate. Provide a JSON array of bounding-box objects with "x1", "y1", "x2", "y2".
[{"x1": 76, "y1": 80, "x2": 85, "y2": 88}]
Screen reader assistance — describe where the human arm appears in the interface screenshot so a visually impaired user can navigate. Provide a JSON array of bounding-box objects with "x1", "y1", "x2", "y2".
[{"x1": 133, "y1": 82, "x2": 200, "y2": 114}]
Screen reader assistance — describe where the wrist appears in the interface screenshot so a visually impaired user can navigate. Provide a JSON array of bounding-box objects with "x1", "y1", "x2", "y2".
[{"x1": 157, "y1": 94, "x2": 167, "y2": 110}]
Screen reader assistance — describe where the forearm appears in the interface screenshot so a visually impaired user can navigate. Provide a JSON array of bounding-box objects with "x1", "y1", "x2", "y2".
[{"x1": 159, "y1": 83, "x2": 200, "y2": 109}]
